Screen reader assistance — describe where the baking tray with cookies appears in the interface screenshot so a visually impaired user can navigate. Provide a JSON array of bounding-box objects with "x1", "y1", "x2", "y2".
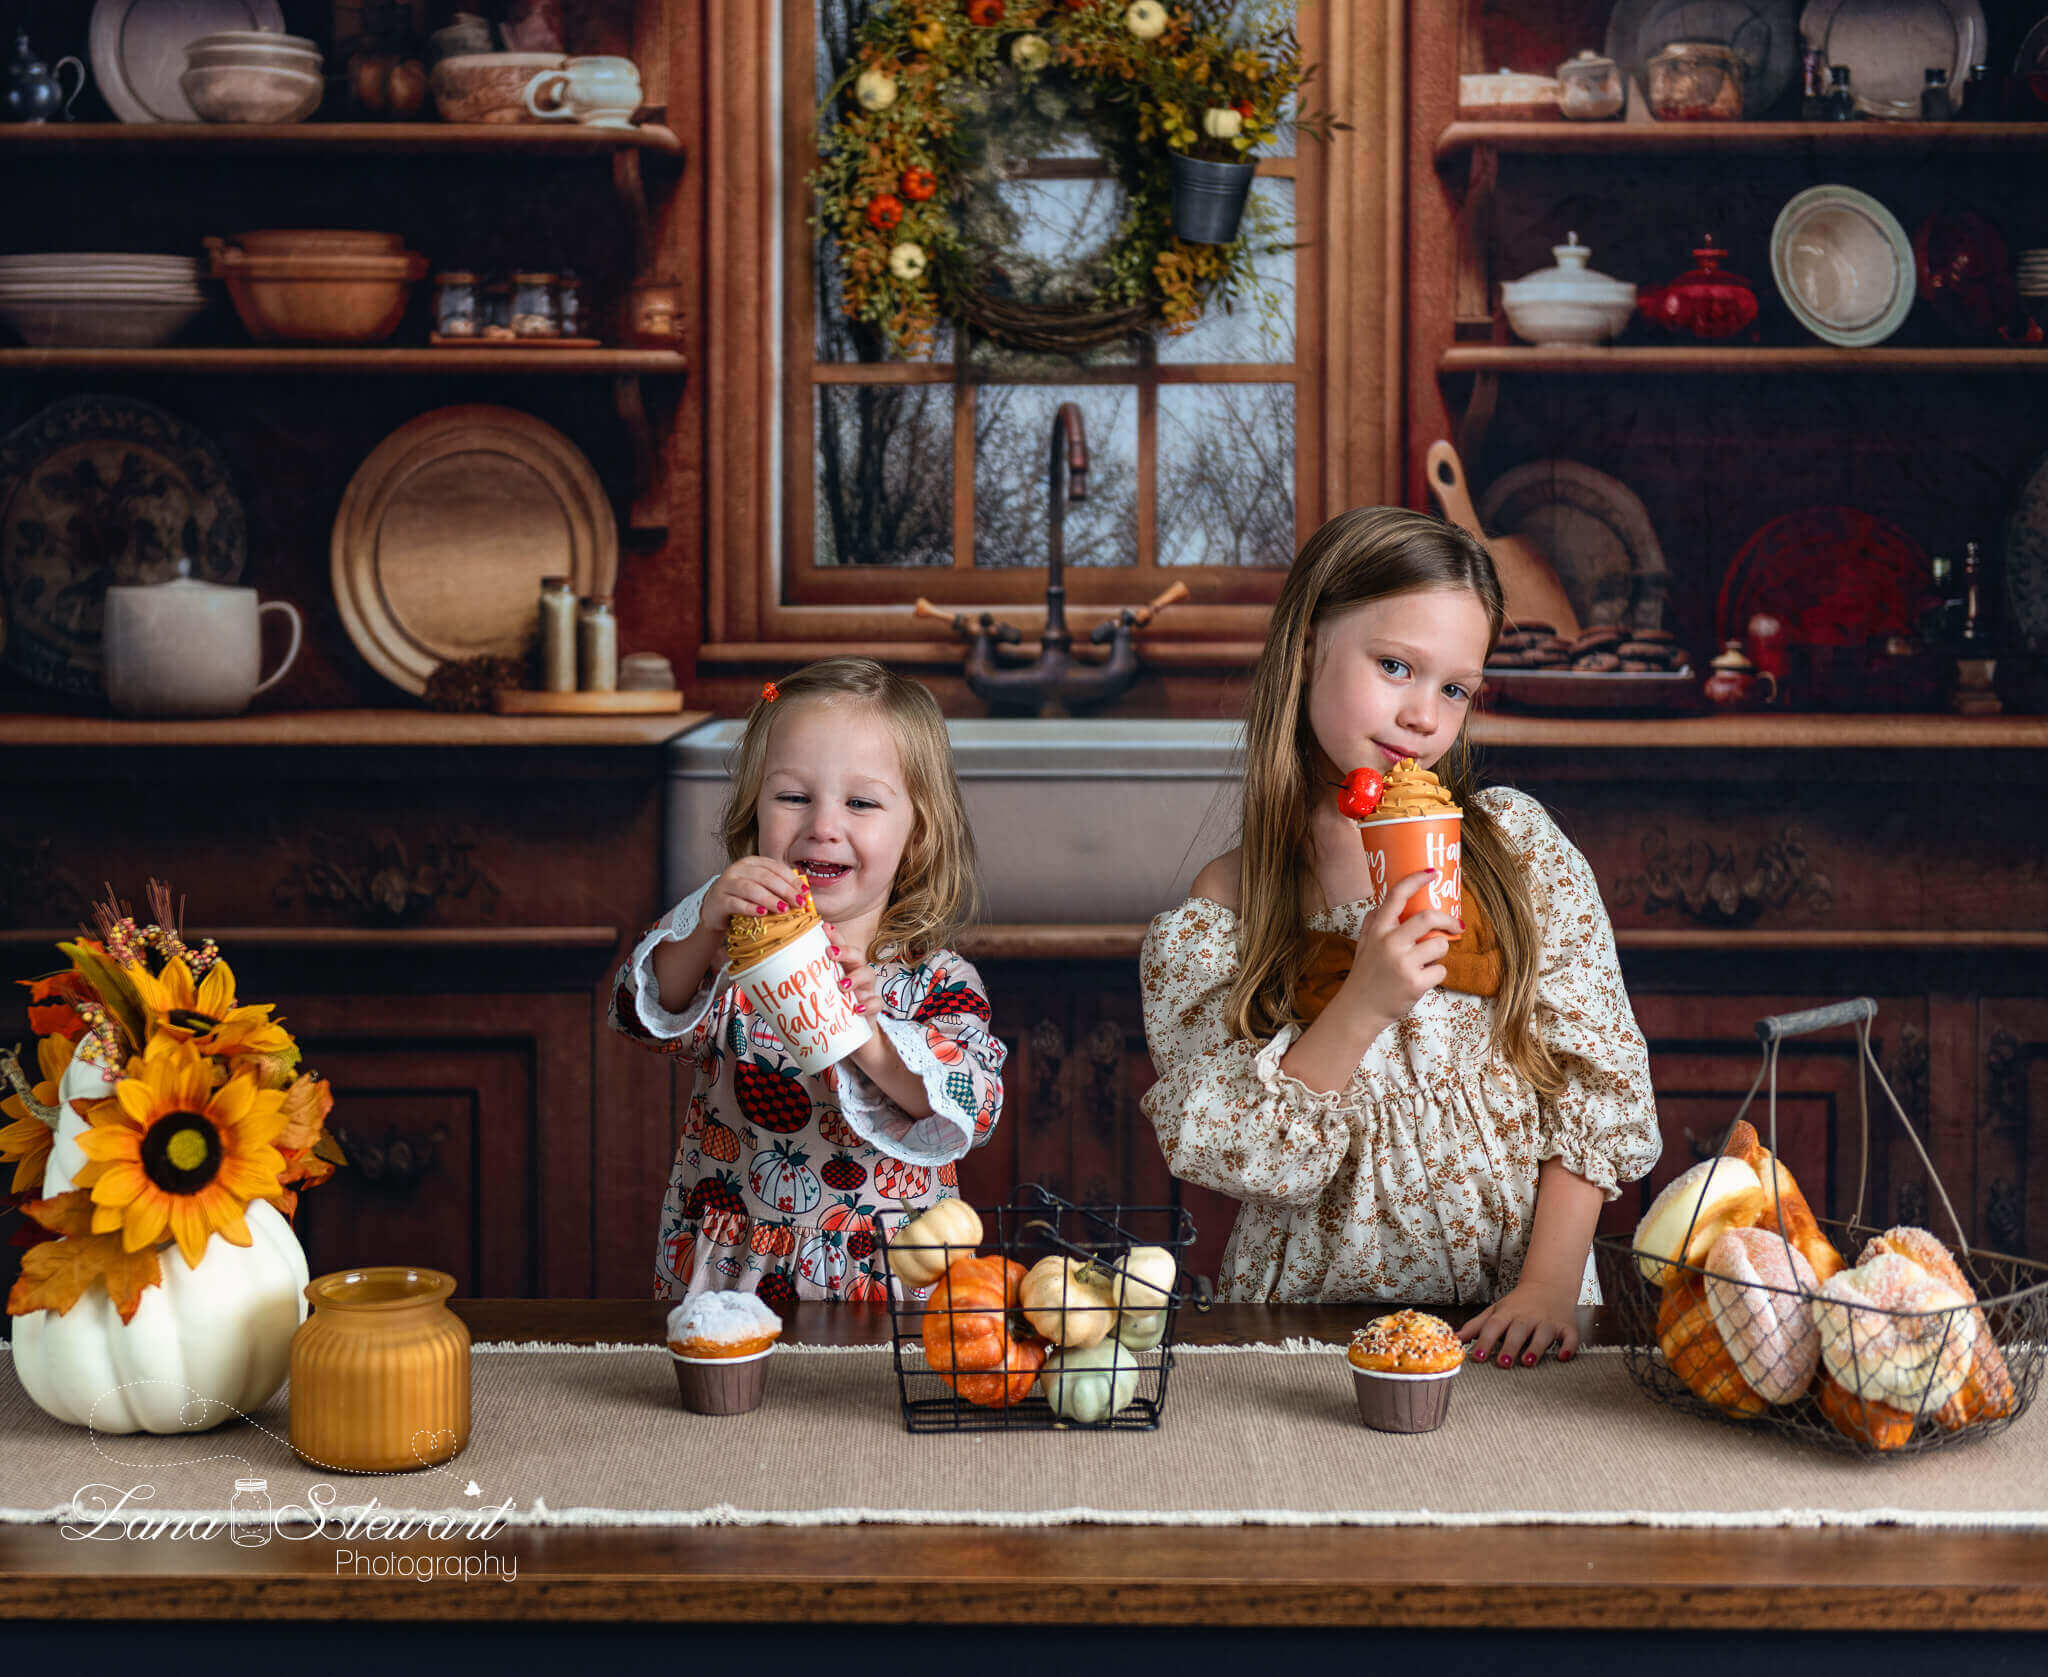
[{"x1": 1483, "y1": 621, "x2": 1700, "y2": 714}]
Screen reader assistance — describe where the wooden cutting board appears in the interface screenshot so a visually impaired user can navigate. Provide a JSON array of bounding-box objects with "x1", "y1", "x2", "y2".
[{"x1": 1424, "y1": 440, "x2": 1581, "y2": 638}]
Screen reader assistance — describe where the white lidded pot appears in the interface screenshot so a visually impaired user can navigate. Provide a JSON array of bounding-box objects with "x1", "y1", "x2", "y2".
[
  {"x1": 1500, "y1": 231, "x2": 1637, "y2": 346},
  {"x1": 102, "y1": 558, "x2": 302, "y2": 718}
]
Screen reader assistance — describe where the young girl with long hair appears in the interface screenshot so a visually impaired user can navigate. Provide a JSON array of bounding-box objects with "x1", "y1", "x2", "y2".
[
  {"x1": 610, "y1": 658, "x2": 1005, "y2": 1308},
  {"x1": 1140, "y1": 508, "x2": 1660, "y2": 1366}
]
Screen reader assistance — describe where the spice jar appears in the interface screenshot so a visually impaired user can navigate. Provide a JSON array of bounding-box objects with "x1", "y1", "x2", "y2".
[
  {"x1": 1556, "y1": 50, "x2": 1624, "y2": 120},
  {"x1": 578, "y1": 593, "x2": 618, "y2": 690},
  {"x1": 433, "y1": 269, "x2": 479, "y2": 338},
  {"x1": 539, "y1": 574, "x2": 577, "y2": 691},
  {"x1": 555, "y1": 269, "x2": 586, "y2": 339},
  {"x1": 511, "y1": 270, "x2": 560, "y2": 338},
  {"x1": 1646, "y1": 40, "x2": 1745, "y2": 120},
  {"x1": 482, "y1": 276, "x2": 514, "y2": 338},
  {"x1": 289, "y1": 1268, "x2": 470, "y2": 1474}
]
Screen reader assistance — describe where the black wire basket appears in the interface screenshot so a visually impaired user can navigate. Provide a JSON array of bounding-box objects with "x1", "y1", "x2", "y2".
[
  {"x1": 877, "y1": 1183, "x2": 1204, "y2": 1433},
  {"x1": 1593, "y1": 998, "x2": 2048, "y2": 1458}
]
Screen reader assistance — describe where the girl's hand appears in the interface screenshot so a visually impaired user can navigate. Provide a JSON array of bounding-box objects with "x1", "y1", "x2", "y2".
[
  {"x1": 828, "y1": 924, "x2": 885, "y2": 1022},
  {"x1": 1457, "y1": 1277, "x2": 1582, "y2": 1367},
  {"x1": 1339, "y1": 869, "x2": 1462, "y2": 1024},
  {"x1": 700, "y1": 856, "x2": 807, "y2": 935}
]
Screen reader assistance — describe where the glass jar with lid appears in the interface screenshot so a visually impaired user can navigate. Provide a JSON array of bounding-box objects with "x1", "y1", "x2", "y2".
[
  {"x1": 511, "y1": 270, "x2": 560, "y2": 338},
  {"x1": 433, "y1": 270, "x2": 479, "y2": 338}
]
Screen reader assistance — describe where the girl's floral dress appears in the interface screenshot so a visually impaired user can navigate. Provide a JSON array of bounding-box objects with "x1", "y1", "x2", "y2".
[
  {"x1": 1140, "y1": 787, "x2": 1661, "y2": 1305},
  {"x1": 610, "y1": 880, "x2": 1006, "y2": 1308}
]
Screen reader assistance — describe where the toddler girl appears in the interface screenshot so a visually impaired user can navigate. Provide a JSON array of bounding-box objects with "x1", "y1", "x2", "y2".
[
  {"x1": 1140, "y1": 507, "x2": 1661, "y2": 1366},
  {"x1": 611, "y1": 658, "x2": 1005, "y2": 1308}
]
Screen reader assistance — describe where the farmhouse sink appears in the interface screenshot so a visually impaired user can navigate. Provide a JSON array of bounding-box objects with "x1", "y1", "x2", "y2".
[{"x1": 665, "y1": 719, "x2": 1244, "y2": 923}]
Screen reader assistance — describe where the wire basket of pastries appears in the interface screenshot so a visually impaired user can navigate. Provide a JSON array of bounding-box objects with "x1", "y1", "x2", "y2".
[
  {"x1": 1593, "y1": 998, "x2": 2048, "y2": 1457},
  {"x1": 877, "y1": 1182, "x2": 1203, "y2": 1433}
]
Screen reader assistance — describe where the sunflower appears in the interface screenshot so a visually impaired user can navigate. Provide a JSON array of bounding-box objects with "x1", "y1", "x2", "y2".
[
  {"x1": 73, "y1": 1035, "x2": 290, "y2": 1269},
  {"x1": 0, "y1": 1033, "x2": 71, "y2": 1197},
  {"x1": 129, "y1": 955, "x2": 295, "y2": 1067}
]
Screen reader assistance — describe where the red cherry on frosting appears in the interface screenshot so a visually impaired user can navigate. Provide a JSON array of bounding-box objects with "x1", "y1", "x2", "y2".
[{"x1": 1337, "y1": 767, "x2": 1385, "y2": 820}]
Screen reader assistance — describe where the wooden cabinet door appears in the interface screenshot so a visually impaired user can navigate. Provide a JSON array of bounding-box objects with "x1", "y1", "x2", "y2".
[{"x1": 1976, "y1": 997, "x2": 2048, "y2": 1262}]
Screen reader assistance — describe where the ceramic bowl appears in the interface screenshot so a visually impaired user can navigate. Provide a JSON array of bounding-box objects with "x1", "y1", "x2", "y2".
[
  {"x1": 1501, "y1": 233, "x2": 1637, "y2": 345},
  {"x1": 184, "y1": 44, "x2": 324, "y2": 74},
  {"x1": 180, "y1": 63, "x2": 323, "y2": 124},
  {"x1": 0, "y1": 297, "x2": 209, "y2": 348},
  {"x1": 1770, "y1": 185, "x2": 1915, "y2": 348},
  {"x1": 429, "y1": 52, "x2": 566, "y2": 123}
]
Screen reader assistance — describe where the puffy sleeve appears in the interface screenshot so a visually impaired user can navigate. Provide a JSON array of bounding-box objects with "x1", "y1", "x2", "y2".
[
  {"x1": 834, "y1": 950, "x2": 1007, "y2": 1168},
  {"x1": 607, "y1": 879, "x2": 718, "y2": 1058},
  {"x1": 1138, "y1": 897, "x2": 1355, "y2": 1206},
  {"x1": 1481, "y1": 788, "x2": 1663, "y2": 1200}
]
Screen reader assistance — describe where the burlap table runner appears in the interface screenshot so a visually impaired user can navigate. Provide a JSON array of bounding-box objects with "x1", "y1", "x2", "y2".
[{"x1": 3, "y1": 1342, "x2": 2043, "y2": 1529}]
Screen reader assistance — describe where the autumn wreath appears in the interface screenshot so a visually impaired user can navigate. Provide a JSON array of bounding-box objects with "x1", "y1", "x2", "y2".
[{"x1": 811, "y1": 0, "x2": 1338, "y2": 357}]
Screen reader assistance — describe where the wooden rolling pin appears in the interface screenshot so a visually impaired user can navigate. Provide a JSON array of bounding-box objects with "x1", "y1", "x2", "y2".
[{"x1": 1423, "y1": 440, "x2": 1581, "y2": 638}]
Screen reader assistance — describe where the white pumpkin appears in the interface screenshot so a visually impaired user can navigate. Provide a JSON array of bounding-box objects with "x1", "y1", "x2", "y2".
[{"x1": 10, "y1": 1050, "x2": 310, "y2": 1434}]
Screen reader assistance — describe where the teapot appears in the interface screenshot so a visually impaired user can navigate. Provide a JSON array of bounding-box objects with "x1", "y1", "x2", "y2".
[
  {"x1": 1638, "y1": 239, "x2": 1759, "y2": 340},
  {"x1": 3, "y1": 28, "x2": 85, "y2": 124},
  {"x1": 102, "y1": 560, "x2": 303, "y2": 718},
  {"x1": 1703, "y1": 640, "x2": 1775, "y2": 711}
]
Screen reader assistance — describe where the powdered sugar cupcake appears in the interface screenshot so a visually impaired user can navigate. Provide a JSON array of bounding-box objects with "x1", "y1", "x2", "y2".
[{"x1": 667, "y1": 1291, "x2": 783, "y2": 1414}]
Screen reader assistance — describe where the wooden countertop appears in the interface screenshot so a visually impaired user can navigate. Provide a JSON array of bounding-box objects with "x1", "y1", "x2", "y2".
[{"x1": 2, "y1": 1301, "x2": 2044, "y2": 1629}]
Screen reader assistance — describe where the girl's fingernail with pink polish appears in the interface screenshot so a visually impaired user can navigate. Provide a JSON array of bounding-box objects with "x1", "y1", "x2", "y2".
[
  {"x1": 1498, "y1": 1353, "x2": 1512, "y2": 1367},
  {"x1": 854, "y1": 1003, "x2": 865, "y2": 1013},
  {"x1": 1559, "y1": 1350, "x2": 1573, "y2": 1362},
  {"x1": 1523, "y1": 1353, "x2": 1536, "y2": 1366},
  {"x1": 776, "y1": 901, "x2": 787, "y2": 911},
  {"x1": 755, "y1": 906, "x2": 767, "y2": 915},
  {"x1": 829, "y1": 945, "x2": 839, "y2": 956}
]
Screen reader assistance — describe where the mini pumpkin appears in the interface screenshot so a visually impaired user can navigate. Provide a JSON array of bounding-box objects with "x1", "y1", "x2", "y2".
[
  {"x1": 923, "y1": 1254, "x2": 1045, "y2": 1406},
  {"x1": 1019, "y1": 1255, "x2": 1118, "y2": 1348},
  {"x1": 899, "y1": 165, "x2": 937, "y2": 201},
  {"x1": 885, "y1": 1195, "x2": 980, "y2": 1285},
  {"x1": 967, "y1": 0, "x2": 1006, "y2": 24},
  {"x1": 866, "y1": 194, "x2": 905, "y2": 232},
  {"x1": 855, "y1": 66, "x2": 898, "y2": 110}
]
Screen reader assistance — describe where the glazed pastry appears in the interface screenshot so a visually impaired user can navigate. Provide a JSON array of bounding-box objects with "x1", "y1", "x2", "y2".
[
  {"x1": 723, "y1": 872, "x2": 817, "y2": 974},
  {"x1": 1632, "y1": 1155, "x2": 1770, "y2": 1288},
  {"x1": 1703, "y1": 1226, "x2": 1819, "y2": 1404},
  {"x1": 1718, "y1": 1119, "x2": 1844, "y2": 1283},
  {"x1": 1347, "y1": 1309, "x2": 1465, "y2": 1374},
  {"x1": 1656, "y1": 1271, "x2": 1768, "y2": 1417},
  {"x1": 1858, "y1": 1226, "x2": 2014, "y2": 1431},
  {"x1": 666, "y1": 1289, "x2": 785, "y2": 1359},
  {"x1": 1814, "y1": 1252, "x2": 1975, "y2": 1414}
]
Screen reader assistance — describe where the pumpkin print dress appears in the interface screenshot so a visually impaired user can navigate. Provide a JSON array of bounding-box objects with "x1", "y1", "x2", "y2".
[
  {"x1": 610, "y1": 880, "x2": 1006, "y2": 1307},
  {"x1": 1140, "y1": 787, "x2": 1661, "y2": 1305}
]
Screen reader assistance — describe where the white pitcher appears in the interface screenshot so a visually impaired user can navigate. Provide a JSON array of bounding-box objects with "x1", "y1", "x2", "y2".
[
  {"x1": 523, "y1": 55, "x2": 641, "y2": 128},
  {"x1": 103, "y1": 561, "x2": 302, "y2": 718}
]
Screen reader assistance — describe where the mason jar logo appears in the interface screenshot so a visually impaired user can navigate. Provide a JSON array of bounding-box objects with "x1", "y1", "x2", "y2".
[{"x1": 229, "y1": 1477, "x2": 272, "y2": 1547}]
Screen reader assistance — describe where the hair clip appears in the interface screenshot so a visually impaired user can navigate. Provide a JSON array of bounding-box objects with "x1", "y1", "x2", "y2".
[{"x1": 761, "y1": 681, "x2": 780, "y2": 703}]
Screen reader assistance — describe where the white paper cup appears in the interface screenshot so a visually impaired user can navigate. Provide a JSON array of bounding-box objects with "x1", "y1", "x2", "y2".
[{"x1": 729, "y1": 920, "x2": 873, "y2": 1073}]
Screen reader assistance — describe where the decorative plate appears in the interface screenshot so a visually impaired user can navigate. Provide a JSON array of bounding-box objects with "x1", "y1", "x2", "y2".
[
  {"x1": 1607, "y1": 0, "x2": 1803, "y2": 117},
  {"x1": 0, "y1": 394, "x2": 246, "y2": 695},
  {"x1": 1476, "y1": 460, "x2": 1669, "y2": 632},
  {"x1": 2000, "y1": 450, "x2": 2048, "y2": 648},
  {"x1": 1770, "y1": 184, "x2": 1916, "y2": 349},
  {"x1": 89, "y1": 0, "x2": 287, "y2": 124},
  {"x1": 1717, "y1": 505, "x2": 1923, "y2": 645},
  {"x1": 1800, "y1": 0, "x2": 1986, "y2": 120},
  {"x1": 330, "y1": 405, "x2": 617, "y2": 696}
]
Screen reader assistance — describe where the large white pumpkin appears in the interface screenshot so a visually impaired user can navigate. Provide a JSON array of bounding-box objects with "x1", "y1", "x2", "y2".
[{"x1": 9, "y1": 1052, "x2": 310, "y2": 1433}]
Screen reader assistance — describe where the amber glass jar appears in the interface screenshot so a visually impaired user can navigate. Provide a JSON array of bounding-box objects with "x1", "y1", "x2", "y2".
[{"x1": 289, "y1": 1268, "x2": 470, "y2": 1473}]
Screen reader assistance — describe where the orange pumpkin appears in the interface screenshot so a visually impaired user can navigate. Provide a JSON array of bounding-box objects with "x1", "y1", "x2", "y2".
[{"x1": 923, "y1": 1254, "x2": 1045, "y2": 1406}]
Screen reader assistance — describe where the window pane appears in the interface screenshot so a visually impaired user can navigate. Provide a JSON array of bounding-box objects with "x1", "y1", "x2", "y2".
[
  {"x1": 1156, "y1": 384, "x2": 1295, "y2": 567},
  {"x1": 1157, "y1": 178, "x2": 1295, "y2": 364},
  {"x1": 813, "y1": 385, "x2": 953, "y2": 567},
  {"x1": 973, "y1": 386, "x2": 1137, "y2": 569}
]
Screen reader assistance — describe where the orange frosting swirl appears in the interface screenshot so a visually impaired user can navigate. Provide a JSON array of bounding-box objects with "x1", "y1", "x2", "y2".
[
  {"x1": 724, "y1": 873, "x2": 818, "y2": 973},
  {"x1": 1360, "y1": 758, "x2": 1460, "y2": 822}
]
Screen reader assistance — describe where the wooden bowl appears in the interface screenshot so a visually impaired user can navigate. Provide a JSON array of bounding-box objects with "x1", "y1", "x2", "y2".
[
  {"x1": 428, "y1": 52, "x2": 564, "y2": 124},
  {"x1": 206, "y1": 239, "x2": 426, "y2": 343}
]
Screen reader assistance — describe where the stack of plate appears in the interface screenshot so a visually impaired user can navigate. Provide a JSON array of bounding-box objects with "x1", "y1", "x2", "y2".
[
  {"x1": 0, "y1": 253, "x2": 209, "y2": 348},
  {"x1": 2016, "y1": 249, "x2": 2048, "y2": 300},
  {"x1": 180, "y1": 29, "x2": 324, "y2": 123}
]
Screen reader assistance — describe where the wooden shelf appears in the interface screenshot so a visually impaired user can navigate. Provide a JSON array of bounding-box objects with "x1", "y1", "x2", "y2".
[
  {"x1": 0, "y1": 925, "x2": 620, "y2": 949},
  {"x1": 0, "y1": 121, "x2": 682, "y2": 156},
  {"x1": 1436, "y1": 120, "x2": 2048, "y2": 163},
  {"x1": 1441, "y1": 346, "x2": 2045, "y2": 375},
  {"x1": 0, "y1": 347, "x2": 687, "y2": 375},
  {"x1": 958, "y1": 925, "x2": 2048, "y2": 962},
  {"x1": 0, "y1": 709, "x2": 708, "y2": 747},
  {"x1": 1471, "y1": 713, "x2": 2048, "y2": 748}
]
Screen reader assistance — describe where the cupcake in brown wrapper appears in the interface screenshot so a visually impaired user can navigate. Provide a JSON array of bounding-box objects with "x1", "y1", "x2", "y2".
[
  {"x1": 671, "y1": 1346, "x2": 773, "y2": 1415},
  {"x1": 1351, "y1": 1365, "x2": 1459, "y2": 1433}
]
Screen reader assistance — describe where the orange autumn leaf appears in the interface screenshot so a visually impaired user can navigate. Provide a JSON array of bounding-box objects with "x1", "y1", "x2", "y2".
[
  {"x1": 23, "y1": 969, "x2": 96, "y2": 1041},
  {"x1": 9, "y1": 1230, "x2": 163, "y2": 1323},
  {"x1": 23, "y1": 1188, "x2": 96, "y2": 1238},
  {"x1": 275, "y1": 1074, "x2": 333, "y2": 1156}
]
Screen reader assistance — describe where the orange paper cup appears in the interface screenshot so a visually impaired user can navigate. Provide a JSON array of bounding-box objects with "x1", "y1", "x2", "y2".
[{"x1": 1356, "y1": 813, "x2": 1463, "y2": 923}]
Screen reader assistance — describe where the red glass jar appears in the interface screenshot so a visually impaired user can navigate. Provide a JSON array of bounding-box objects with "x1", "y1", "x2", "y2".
[{"x1": 1637, "y1": 241, "x2": 1759, "y2": 340}]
